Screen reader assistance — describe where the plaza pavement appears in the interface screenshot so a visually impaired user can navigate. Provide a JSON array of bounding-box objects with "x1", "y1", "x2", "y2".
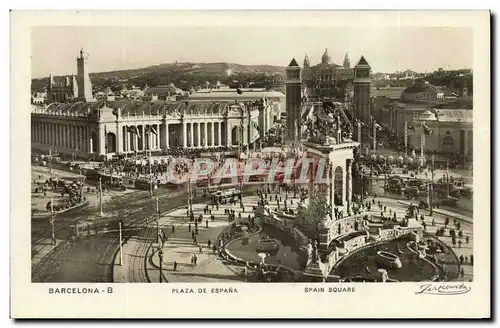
[
  {"x1": 114, "y1": 187, "x2": 474, "y2": 283},
  {"x1": 148, "y1": 199, "x2": 262, "y2": 283}
]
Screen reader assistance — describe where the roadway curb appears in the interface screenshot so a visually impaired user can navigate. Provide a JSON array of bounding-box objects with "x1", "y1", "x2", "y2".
[
  {"x1": 396, "y1": 201, "x2": 472, "y2": 224},
  {"x1": 32, "y1": 200, "x2": 89, "y2": 219}
]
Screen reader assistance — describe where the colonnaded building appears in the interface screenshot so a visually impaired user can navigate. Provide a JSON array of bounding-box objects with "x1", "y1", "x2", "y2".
[
  {"x1": 30, "y1": 50, "x2": 279, "y2": 159},
  {"x1": 31, "y1": 99, "x2": 277, "y2": 159}
]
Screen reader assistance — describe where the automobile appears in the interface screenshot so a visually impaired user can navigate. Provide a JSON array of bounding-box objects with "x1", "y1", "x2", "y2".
[
  {"x1": 440, "y1": 197, "x2": 459, "y2": 207},
  {"x1": 418, "y1": 201, "x2": 429, "y2": 209}
]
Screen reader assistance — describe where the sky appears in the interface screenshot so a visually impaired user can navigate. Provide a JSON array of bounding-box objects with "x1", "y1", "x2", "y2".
[{"x1": 31, "y1": 26, "x2": 473, "y2": 78}]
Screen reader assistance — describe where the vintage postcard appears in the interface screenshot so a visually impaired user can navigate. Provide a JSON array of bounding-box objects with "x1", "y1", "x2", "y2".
[{"x1": 10, "y1": 10, "x2": 490, "y2": 318}]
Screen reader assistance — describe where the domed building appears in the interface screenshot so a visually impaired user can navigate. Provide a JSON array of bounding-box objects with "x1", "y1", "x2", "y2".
[
  {"x1": 301, "y1": 49, "x2": 355, "y2": 99},
  {"x1": 400, "y1": 80, "x2": 445, "y2": 102},
  {"x1": 373, "y1": 79, "x2": 474, "y2": 160}
]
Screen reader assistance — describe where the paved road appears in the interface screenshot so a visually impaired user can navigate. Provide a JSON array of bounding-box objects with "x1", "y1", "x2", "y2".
[{"x1": 31, "y1": 186, "x2": 191, "y2": 283}]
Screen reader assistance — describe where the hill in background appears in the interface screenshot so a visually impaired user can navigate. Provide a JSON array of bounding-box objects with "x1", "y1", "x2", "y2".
[{"x1": 31, "y1": 61, "x2": 286, "y2": 93}]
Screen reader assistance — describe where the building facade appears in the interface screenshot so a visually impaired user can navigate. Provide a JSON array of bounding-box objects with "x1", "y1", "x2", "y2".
[
  {"x1": 301, "y1": 49, "x2": 354, "y2": 99},
  {"x1": 187, "y1": 88, "x2": 284, "y2": 119},
  {"x1": 285, "y1": 58, "x2": 302, "y2": 144},
  {"x1": 31, "y1": 99, "x2": 275, "y2": 159},
  {"x1": 46, "y1": 49, "x2": 93, "y2": 103},
  {"x1": 410, "y1": 109, "x2": 473, "y2": 157}
]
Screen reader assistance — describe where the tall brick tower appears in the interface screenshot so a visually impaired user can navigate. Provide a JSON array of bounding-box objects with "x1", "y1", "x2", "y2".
[
  {"x1": 76, "y1": 48, "x2": 93, "y2": 101},
  {"x1": 353, "y1": 56, "x2": 371, "y2": 124},
  {"x1": 285, "y1": 58, "x2": 302, "y2": 144}
]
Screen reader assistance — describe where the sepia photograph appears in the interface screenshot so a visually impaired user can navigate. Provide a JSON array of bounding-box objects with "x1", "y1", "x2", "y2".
[
  {"x1": 11, "y1": 10, "x2": 490, "y2": 319},
  {"x1": 29, "y1": 24, "x2": 475, "y2": 284}
]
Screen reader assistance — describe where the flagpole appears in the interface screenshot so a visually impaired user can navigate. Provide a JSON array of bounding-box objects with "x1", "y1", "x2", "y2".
[
  {"x1": 118, "y1": 220, "x2": 123, "y2": 266},
  {"x1": 125, "y1": 126, "x2": 128, "y2": 160},
  {"x1": 404, "y1": 121, "x2": 408, "y2": 156},
  {"x1": 430, "y1": 154, "x2": 435, "y2": 216},
  {"x1": 50, "y1": 198, "x2": 56, "y2": 245},
  {"x1": 156, "y1": 197, "x2": 160, "y2": 244},
  {"x1": 99, "y1": 177, "x2": 103, "y2": 217},
  {"x1": 373, "y1": 120, "x2": 377, "y2": 152},
  {"x1": 149, "y1": 154, "x2": 153, "y2": 198},
  {"x1": 446, "y1": 160, "x2": 450, "y2": 198},
  {"x1": 420, "y1": 122, "x2": 424, "y2": 158},
  {"x1": 357, "y1": 121, "x2": 362, "y2": 146}
]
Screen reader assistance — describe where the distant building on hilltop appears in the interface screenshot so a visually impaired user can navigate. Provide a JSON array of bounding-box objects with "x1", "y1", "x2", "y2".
[
  {"x1": 145, "y1": 84, "x2": 185, "y2": 101},
  {"x1": 301, "y1": 49, "x2": 354, "y2": 99}
]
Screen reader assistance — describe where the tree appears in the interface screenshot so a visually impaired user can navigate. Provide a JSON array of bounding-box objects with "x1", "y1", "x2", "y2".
[{"x1": 307, "y1": 197, "x2": 331, "y2": 226}]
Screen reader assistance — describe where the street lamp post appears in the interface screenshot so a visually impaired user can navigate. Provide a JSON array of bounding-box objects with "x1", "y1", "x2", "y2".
[
  {"x1": 158, "y1": 246, "x2": 164, "y2": 283},
  {"x1": 79, "y1": 168, "x2": 84, "y2": 198},
  {"x1": 446, "y1": 161, "x2": 450, "y2": 198},
  {"x1": 48, "y1": 148, "x2": 52, "y2": 174},
  {"x1": 50, "y1": 198, "x2": 56, "y2": 245},
  {"x1": 188, "y1": 178, "x2": 193, "y2": 216},
  {"x1": 429, "y1": 155, "x2": 435, "y2": 216},
  {"x1": 98, "y1": 177, "x2": 103, "y2": 217},
  {"x1": 149, "y1": 155, "x2": 153, "y2": 198},
  {"x1": 118, "y1": 219, "x2": 123, "y2": 266},
  {"x1": 156, "y1": 197, "x2": 161, "y2": 244}
]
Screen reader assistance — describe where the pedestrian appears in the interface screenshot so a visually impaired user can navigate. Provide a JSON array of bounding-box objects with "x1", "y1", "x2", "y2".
[
  {"x1": 208, "y1": 240, "x2": 211, "y2": 247},
  {"x1": 458, "y1": 239, "x2": 462, "y2": 248},
  {"x1": 470, "y1": 254, "x2": 474, "y2": 266},
  {"x1": 191, "y1": 231, "x2": 195, "y2": 239},
  {"x1": 206, "y1": 219, "x2": 208, "y2": 228},
  {"x1": 173, "y1": 261, "x2": 178, "y2": 271},
  {"x1": 466, "y1": 235, "x2": 469, "y2": 244},
  {"x1": 194, "y1": 236, "x2": 197, "y2": 244},
  {"x1": 459, "y1": 254, "x2": 464, "y2": 265},
  {"x1": 172, "y1": 225, "x2": 175, "y2": 233},
  {"x1": 199, "y1": 245, "x2": 203, "y2": 254},
  {"x1": 188, "y1": 223, "x2": 191, "y2": 232},
  {"x1": 212, "y1": 245, "x2": 216, "y2": 253},
  {"x1": 193, "y1": 255, "x2": 197, "y2": 266},
  {"x1": 460, "y1": 268, "x2": 465, "y2": 279},
  {"x1": 191, "y1": 256, "x2": 194, "y2": 267}
]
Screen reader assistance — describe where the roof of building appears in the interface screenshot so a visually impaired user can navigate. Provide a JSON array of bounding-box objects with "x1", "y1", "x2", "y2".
[
  {"x1": 395, "y1": 97, "x2": 473, "y2": 111},
  {"x1": 146, "y1": 85, "x2": 184, "y2": 95},
  {"x1": 402, "y1": 82, "x2": 441, "y2": 94},
  {"x1": 437, "y1": 109, "x2": 473, "y2": 122},
  {"x1": 372, "y1": 87, "x2": 406, "y2": 98},
  {"x1": 355, "y1": 56, "x2": 370, "y2": 67},
  {"x1": 417, "y1": 108, "x2": 473, "y2": 123},
  {"x1": 188, "y1": 90, "x2": 285, "y2": 100},
  {"x1": 32, "y1": 101, "x2": 103, "y2": 117},
  {"x1": 105, "y1": 99, "x2": 233, "y2": 116},
  {"x1": 288, "y1": 58, "x2": 299, "y2": 67}
]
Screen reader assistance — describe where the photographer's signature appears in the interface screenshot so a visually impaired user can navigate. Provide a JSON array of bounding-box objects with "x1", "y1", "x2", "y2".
[{"x1": 416, "y1": 283, "x2": 471, "y2": 295}]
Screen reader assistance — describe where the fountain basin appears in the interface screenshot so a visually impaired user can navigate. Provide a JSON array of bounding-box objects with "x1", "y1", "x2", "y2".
[
  {"x1": 255, "y1": 239, "x2": 280, "y2": 254},
  {"x1": 376, "y1": 251, "x2": 403, "y2": 269}
]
